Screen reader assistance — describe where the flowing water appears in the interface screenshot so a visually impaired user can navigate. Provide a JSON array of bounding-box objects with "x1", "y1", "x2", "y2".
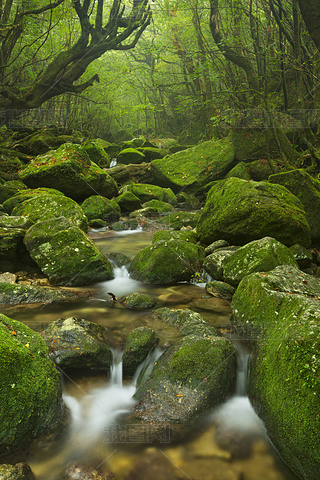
[{"x1": 2, "y1": 229, "x2": 300, "y2": 480}]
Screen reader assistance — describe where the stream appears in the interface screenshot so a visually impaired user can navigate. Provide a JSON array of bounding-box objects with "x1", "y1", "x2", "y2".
[{"x1": 2, "y1": 229, "x2": 300, "y2": 480}]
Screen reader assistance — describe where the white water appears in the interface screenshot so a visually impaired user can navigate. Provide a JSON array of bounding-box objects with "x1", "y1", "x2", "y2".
[
  {"x1": 100, "y1": 265, "x2": 142, "y2": 298},
  {"x1": 110, "y1": 158, "x2": 117, "y2": 167}
]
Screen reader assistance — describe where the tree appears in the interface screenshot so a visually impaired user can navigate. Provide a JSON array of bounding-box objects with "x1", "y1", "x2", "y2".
[
  {"x1": 0, "y1": 0, "x2": 151, "y2": 114},
  {"x1": 298, "y1": 0, "x2": 320, "y2": 51}
]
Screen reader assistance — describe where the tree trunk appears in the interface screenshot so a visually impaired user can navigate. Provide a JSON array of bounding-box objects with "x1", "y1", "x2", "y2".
[{"x1": 298, "y1": 0, "x2": 320, "y2": 51}]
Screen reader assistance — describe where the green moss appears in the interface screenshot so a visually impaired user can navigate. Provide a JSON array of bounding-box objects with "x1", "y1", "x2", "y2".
[
  {"x1": 152, "y1": 230, "x2": 198, "y2": 244},
  {"x1": 0, "y1": 227, "x2": 25, "y2": 260},
  {"x1": 81, "y1": 195, "x2": 120, "y2": 222},
  {"x1": 197, "y1": 178, "x2": 311, "y2": 247},
  {"x1": 81, "y1": 140, "x2": 110, "y2": 168},
  {"x1": 0, "y1": 180, "x2": 27, "y2": 204},
  {"x1": 143, "y1": 199, "x2": 174, "y2": 213},
  {"x1": 123, "y1": 327, "x2": 158, "y2": 376},
  {"x1": 0, "y1": 282, "x2": 86, "y2": 305},
  {"x1": 117, "y1": 148, "x2": 146, "y2": 165},
  {"x1": 0, "y1": 314, "x2": 64, "y2": 453},
  {"x1": 2, "y1": 187, "x2": 64, "y2": 214},
  {"x1": 136, "y1": 147, "x2": 167, "y2": 161},
  {"x1": 123, "y1": 292, "x2": 156, "y2": 310},
  {"x1": 115, "y1": 191, "x2": 142, "y2": 213},
  {"x1": 127, "y1": 183, "x2": 177, "y2": 205},
  {"x1": 159, "y1": 211, "x2": 200, "y2": 230}
]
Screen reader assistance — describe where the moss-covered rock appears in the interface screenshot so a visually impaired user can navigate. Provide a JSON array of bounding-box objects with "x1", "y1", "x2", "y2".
[
  {"x1": 129, "y1": 207, "x2": 158, "y2": 219},
  {"x1": 142, "y1": 199, "x2": 174, "y2": 214},
  {"x1": 90, "y1": 219, "x2": 107, "y2": 229},
  {"x1": 159, "y1": 211, "x2": 200, "y2": 230},
  {"x1": 127, "y1": 183, "x2": 177, "y2": 205},
  {"x1": 81, "y1": 139, "x2": 111, "y2": 168},
  {"x1": 41, "y1": 317, "x2": 112, "y2": 371},
  {"x1": 12, "y1": 194, "x2": 88, "y2": 232},
  {"x1": 0, "y1": 282, "x2": 89, "y2": 305},
  {"x1": 152, "y1": 230, "x2": 198, "y2": 244},
  {"x1": 203, "y1": 247, "x2": 239, "y2": 281},
  {"x1": 247, "y1": 159, "x2": 278, "y2": 181},
  {"x1": 206, "y1": 281, "x2": 235, "y2": 300},
  {"x1": 2, "y1": 187, "x2": 64, "y2": 214},
  {"x1": 222, "y1": 237, "x2": 298, "y2": 286},
  {"x1": 289, "y1": 243, "x2": 313, "y2": 269},
  {"x1": 122, "y1": 292, "x2": 156, "y2": 310},
  {"x1": 176, "y1": 192, "x2": 201, "y2": 210},
  {"x1": 129, "y1": 239, "x2": 205, "y2": 285},
  {"x1": 133, "y1": 334, "x2": 236, "y2": 428},
  {"x1": 0, "y1": 180, "x2": 27, "y2": 204},
  {"x1": 0, "y1": 227, "x2": 27, "y2": 261},
  {"x1": 18, "y1": 131, "x2": 59, "y2": 155},
  {"x1": 154, "y1": 308, "x2": 221, "y2": 338},
  {"x1": 0, "y1": 314, "x2": 64, "y2": 453},
  {"x1": 24, "y1": 217, "x2": 113, "y2": 286},
  {"x1": 18, "y1": 143, "x2": 118, "y2": 201},
  {"x1": 0, "y1": 155, "x2": 23, "y2": 180},
  {"x1": 205, "y1": 239, "x2": 230, "y2": 256},
  {"x1": 197, "y1": 178, "x2": 311, "y2": 247},
  {"x1": 117, "y1": 148, "x2": 146, "y2": 165},
  {"x1": 269, "y1": 169, "x2": 320, "y2": 242},
  {"x1": 0, "y1": 463, "x2": 36, "y2": 480},
  {"x1": 0, "y1": 215, "x2": 33, "y2": 229},
  {"x1": 225, "y1": 162, "x2": 251, "y2": 180},
  {"x1": 151, "y1": 137, "x2": 235, "y2": 193},
  {"x1": 107, "y1": 162, "x2": 154, "y2": 187},
  {"x1": 123, "y1": 327, "x2": 159, "y2": 376},
  {"x1": 232, "y1": 266, "x2": 320, "y2": 480},
  {"x1": 81, "y1": 195, "x2": 120, "y2": 222},
  {"x1": 136, "y1": 147, "x2": 167, "y2": 161},
  {"x1": 115, "y1": 191, "x2": 142, "y2": 213}
]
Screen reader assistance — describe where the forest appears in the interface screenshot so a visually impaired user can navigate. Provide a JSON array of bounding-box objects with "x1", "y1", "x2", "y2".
[{"x1": 0, "y1": 2, "x2": 320, "y2": 480}]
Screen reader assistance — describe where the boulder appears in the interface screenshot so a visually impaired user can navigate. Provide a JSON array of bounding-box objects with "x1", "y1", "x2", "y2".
[
  {"x1": 41, "y1": 317, "x2": 112, "y2": 371},
  {"x1": 0, "y1": 463, "x2": 36, "y2": 480},
  {"x1": 154, "y1": 308, "x2": 221, "y2": 337},
  {"x1": 214, "y1": 237, "x2": 298, "y2": 286},
  {"x1": 107, "y1": 163, "x2": 154, "y2": 186},
  {"x1": 289, "y1": 243, "x2": 313, "y2": 269},
  {"x1": 81, "y1": 139, "x2": 111, "y2": 168},
  {"x1": 18, "y1": 143, "x2": 118, "y2": 201},
  {"x1": 129, "y1": 239, "x2": 205, "y2": 285},
  {"x1": 269, "y1": 169, "x2": 320, "y2": 241},
  {"x1": 152, "y1": 230, "x2": 198, "y2": 244},
  {"x1": 81, "y1": 196, "x2": 121, "y2": 222},
  {"x1": 225, "y1": 162, "x2": 251, "y2": 180},
  {"x1": 0, "y1": 227, "x2": 33, "y2": 270},
  {"x1": 132, "y1": 335, "x2": 236, "y2": 439},
  {"x1": 0, "y1": 314, "x2": 65, "y2": 453},
  {"x1": 0, "y1": 155, "x2": 23, "y2": 180},
  {"x1": 0, "y1": 215, "x2": 34, "y2": 229},
  {"x1": 142, "y1": 199, "x2": 174, "y2": 213},
  {"x1": 115, "y1": 191, "x2": 142, "y2": 213},
  {"x1": 203, "y1": 247, "x2": 239, "y2": 281},
  {"x1": 206, "y1": 281, "x2": 235, "y2": 300},
  {"x1": 2, "y1": 187, "x2": 65, "y2": 214},
  {"x1": 0, "y1": 180, "x2": 27, "y2": 204},
  {"x1": 117, "y1": 148, "x2": 146, "y2": 165},
  {"x1": 123, "y1": 327, "x2": 159, "y2": 376},
  {"x1": 151, "y1": 137, "x2": 235, "y2": 193},
  {"x1": 12, "y1": 194, "x2": 88, "y2": 232},
  {"x1": 0, "y1": 282, "x2": 89, "y2": 305},
  {"x1": 126, "y1": 183, "x2": 177, "y2": 204},
  {"x1": 122, "y1": 292, "x2": 156, "y2": 310},
  {"x1": 136, "y1": 147, "x2": 167, "y2": 161},
  {"x1": 65, "y1": 464, "x2": 114, "y2": 480},
  {"x1": 205, "y1": 239, "x2": 230, "y2": 256},
  {"x1": 24, "y1": 217, "x2": 114, "y2": 286},
  {"x1": 232, "y1": 266, "x2": 320, "y2": 480},
  {"x1": 197, "y1": 178, "x2": 311, "y2": 247}
]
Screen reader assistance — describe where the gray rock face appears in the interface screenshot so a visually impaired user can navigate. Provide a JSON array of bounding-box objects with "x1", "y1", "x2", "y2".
[
  {"x1": 232, "y1": 266, "x2": 320, "y2": 480},
  {"x1": 41, "y1": 317, "x2": 112, "y2": 371}
]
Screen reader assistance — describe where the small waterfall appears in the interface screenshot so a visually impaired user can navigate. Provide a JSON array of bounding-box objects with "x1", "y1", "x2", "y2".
[
  {"x1": 110, "y1": 158, "x2": 117, "y2": 167},
  {"x1": 100, "y1": 265, "x2": 141, "y2": 297},
  {"x1": 235, "y1": 342, "x2": 250, "y2": 396},
  {"x1": 110, "y1": 348, "x2": 123, "y2": 386}
]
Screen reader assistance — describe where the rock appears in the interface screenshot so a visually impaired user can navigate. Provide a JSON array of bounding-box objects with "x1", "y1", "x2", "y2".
[
  {"x1": 206, "y1": 281, "x2": 235, "y2": 300},
  {"x1": 81, "y1": 196, "x2": 121, "y2": 222},
  {"x1": 24, "y1": 217, "x2": 114, "y2": 286},
  {"x1": 159, "y1": 211, "x2": 200, "y2": 230},
  {"x1": 81, "y1": 139, "x2": 111, "y2": 168},
  {"x1": 0, "y1": 215, "x2": 34, "y2": 229},
  {"x1": 18, "y1": 143, "x2": 118, "y2": 201},
  {"x1": 151, "y1": 137, "x2": 235, "y2": 193},
  {"x1": 247, "y1": 158, "x2": 278, "y2": 180},
  {"x1": 232, "y1": 266, "x2": 320, "y2": 480},
  {"x1": 176, "y1": 192, "x2": 201, "y2": 209},
  {"x1": 0, "y1": 282, "x2": 89, "y2": 305},
  {"x1": 129, "y1": 239, "x2": 205, "y2": 285},
  {"x1": 204, "y1": 247, "x2": 239, "y2": 281},
  {"x1": 142, "y1": 199, "x2": 174, "y2": 213},
  {"x1": 123, "y1": 327, "x2": 159, "y2": 376},
  {"x1": 121, "y1": 137, "x2": 146, "y2": 149},
  {"x1": 205, "y1": 240, "x2": 230, "y2": 256},
  {"x1": 126, "y1": 183, "x2": 177, "y2": 204},
  {"x1": 117, "y1": 148, "x2": 146, "y2": 164},
  {"x1": 129, "y1": 207, "x2": 158, "y2": 219},
  {"x1": 0, "y1": 314, "x2": 65, "y2": 453},
  {"x1": 197, "y1": 178, "x2": 311, "y2": 247},
  {"x1": 0, "y1": 227, "x2": 32, "y2": 269},
  {"x1": 152, "y1": 230, "x2": 198, "y2": 244},
  {"x1": 12, "y1": 194, "x2": 88, "y2": 232},
  {"x1": 125, "y1": 451, "x2": 176, "y2": 480},
  {"x1": 136, "y1": 147, "x2": 167, "y2": 161},
  {"x1": 222, "y1": 237, "x2": 298, "y2": 286},
  {"x1": 0, "y1": 155, "x2": 23, "y2": 181},
  {"x1": 0, "y1": 272, "x2": 16, "y2": 284},
  {"x1": 0, "y1": 463, "x2": 36, "y2": 480},
  {"x1": 0, "y1": 180, "x2": 27, "y2": 203},
  {"x1": 289, "y1": 243, "x2": 313, "y2": 269},
  {"x1": 122, "y1": 292, "x2": 156, "y2": 310},
  {"x1": 225, "y1": 161, "x2": 251, "y2": 180},
  {"x1": 89, "y1": 219, "x2": 106, "y2": 229},
  {"x1": 65, "y1": 463, "x2": 114, "y2": 480},
  {"x1": 269, "y1": 169, "x2": 320, "y2": 241},
  {"x1": 115, "y1": 191, "x2": 142, "y2": 213},
  {"x1": 108, "y1": 252, "x2": 131, "y2": 267},
  {"x1": 41, "y1": 317, "x2": 112, "y2": 371},
  {"x1": 107, "y1": 163, "x2": 154, "y2": 186},
  {"x1": 2, "y1": 187, "x2": 65, "y2": 214},
  {"x1": 154, "y1": 308, "x2": 221, "y2": 337},
  {"x1": 132, "y1": 334, "x2": 236, "y2": 440}
]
